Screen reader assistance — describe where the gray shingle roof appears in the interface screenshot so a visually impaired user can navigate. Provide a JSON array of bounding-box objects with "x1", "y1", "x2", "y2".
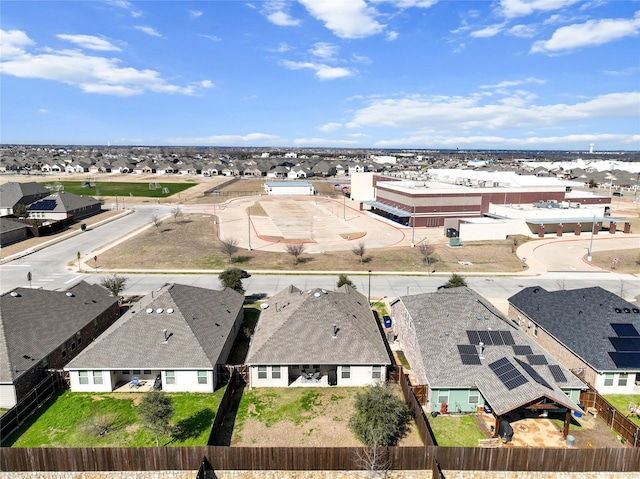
[
  {"x1": 0, "y1": 181, "x2": 49, "y2": 209},
  {"x1": 398, "y1": 287, "x2": 582, "y2": 416},
  {"x1": 0, "y1": 282, "x2": 118, "y2": 382},
  {"x1": 508, "y1": 286, "x2": 640, "y2": 372},
  {"x1": 66, "y1": 284, "x2": 244, "y2": 370},
  {"x1": 246, "y1": 285, "x2": 391, "y2": 366}
]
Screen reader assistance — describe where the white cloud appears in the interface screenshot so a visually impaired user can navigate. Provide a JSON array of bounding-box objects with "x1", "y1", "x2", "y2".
[
  {"x1": 268, "y1": 42, "x2": 293, "y2": 52},
  {"x1": 0, "y1": 29, "x2": 210, "y2": 97},
  {"x1": 281, "y1": 60, "x2": 354, "y2": 80},
  {"x1": 480, "y1": 77, "x2": 546, "y2": 89},
  {"x1": 189, "y1": 10, "x2": 203, "y2": 19},
  {"x1": 497, "y1": 0, "x2": 581, "y2": 19},
  {"x1": 134, "y1": 26, "x2": 163, "y2": 38},
  {"x1": 299, "y1": 0, "x2": 385, "y2": 39},
  {"x1": 38, "y1": 108, "x2": 50, "y2": 114},
  {"x1": 57, "y1": 34, "x2": 121, "y2": 51},
  {"x1": 346, "y1": 91, "x2": 640, "y2": 133},
  {"x1": 319, "y1": 122, "x2": 342, "y2": 132},
  {"x1": 201, "y1": 34, "x2": 221, "y2": 42},
  {"x1": 507, "y1": 24, "x2": 537, "y2": 38},
  {"x1": 167, "y1": 133, "x2": 280, "y2": 145},
  {"x1": 106, "y1": 0, "x2": 143, "y2": 18},
  {"x1": 531, "y1": 13, "x2": 640, "y2": 54},
  {"x1": 264, "y1": 0, "x2": 301, "y2": 26},
  {"x1": 372, "y1": 0, "x2": 438, "y2": 7},
  {"x1": 293, "y1": 137, "x2": 358, "y2": 145},
  {"x1": 351, "y1": 53, "x2": 372, "y2": 64},
  {"x1": 470, "y1": 24, "x2": 505, "y2": 38},
  {"x1": 386, "y1": 30, "x2": 399, "y2": 41},
  {"x1": 199, "y1": 80, "x2": 215, "y2": 88},
  {"x1": 309, "y1": 42, "x2": 339, "y2": 61}
]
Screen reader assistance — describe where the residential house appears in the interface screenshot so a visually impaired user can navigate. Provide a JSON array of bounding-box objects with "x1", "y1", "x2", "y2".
[
  {"x1": 0, "y1": 218, "x2": 30, "y2": 246},
  {"x1": 508, "y1": 286, "x2": 640, "y2": 394},
  {"x1": 65, "y1": 284, "x2": 244, "y2": 393},
  {"x1": 0, "y1": 182, "x2": 50, "y2": 217},
  {"x1": 0, "y1": 282, "x2": 120, "y2": 408},
  {"x1": 28, "y1": 192, "x2": 102, "y2": 222},
  {"x1": 245, "y1": 285, "x2": 391, "y2": 388},
  {"x1": 390, "y1": 287, "x2": 584, "y2": 437}
]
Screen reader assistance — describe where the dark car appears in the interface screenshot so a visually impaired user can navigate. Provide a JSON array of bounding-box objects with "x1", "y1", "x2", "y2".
[{"x1": 240, "y1": 270, "x2": 251, "y2": 278}]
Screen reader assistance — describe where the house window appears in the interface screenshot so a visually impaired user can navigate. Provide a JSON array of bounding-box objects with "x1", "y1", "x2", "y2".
[
  {"x1": 78, "y1": 371, "x2": 89, "y2": 385},
  {"x1": 302, "y1": 364, "x2": 310, "y2": 370},
  {"x1": 618, "y1": 373, "x2": 628, "y2": 387},
  {"x1": 41, "y1": 356, "x2": 49, "y2": 368},
  {"x1": 76, "y1": 332, "x2": 82, "y2": 345},
  {"x1": 604, "y1": 373, "x2": 614, "y2": 387},
  {"x1": 197, "y1": 371, "x2": 208, "y2": 385},
  {"x1": 122, "y1": 370, "x2": 130, "y2": 375},
  {"x1": 60, "y1": 344, "x2": 67, "y2": 358},
  {"x1": 437, "y1": 390, "x2": 449, "y2": 405},
  {"x1": 341, "y1": 366, "x2": 351, "y2": 379},
  {"x1": 166, "y1": 371, "x2": 175, "y2": 385},
  {"x1": 372, "y1": 366, "x2": 382, "y2": 380},
  {"x1": 93, "y1": 371, "x2": 103, "y2": 385},
  {"x1": 312, "y1": 365, "x2": 319, "y2": 370},
  {"x1": 258, "y1": 366, "x2": 267, "y2": 379},
  {"x1": 468, "y1": 390, "x2": 479, "y2": 404},
  {"x1": 533, "y1": 325, "x2": 538, "y2": 337},
  {"x1": 143, "y1": 370, "x2": 151, "y2": 375},
  {"x1": 133, "y1": 370, "x2": 140, "y2": 375},
  {"x1": 272, "y1": 366, "x2": 281, "y2": 379},
  {"x1": 93, "y1": 318, "x2": 99, "y2": 328},
  {"x1": 71, "y1": 340, "x2": 76, "y2": 351}
]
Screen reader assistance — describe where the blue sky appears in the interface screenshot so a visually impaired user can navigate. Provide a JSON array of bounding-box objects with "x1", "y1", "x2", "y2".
[{"x1": 1, "y1": 0, "x2": 639, "y2": 150}]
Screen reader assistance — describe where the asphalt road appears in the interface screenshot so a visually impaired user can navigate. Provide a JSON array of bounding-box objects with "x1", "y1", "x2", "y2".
[{"x1": 1, "y1": 205, "x2": 639, "y2": 303}]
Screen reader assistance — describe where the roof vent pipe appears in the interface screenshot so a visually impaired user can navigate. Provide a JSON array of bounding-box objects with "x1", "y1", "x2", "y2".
[
  {"x1": 478, "y1": 341, "x2": 485, "y2": 359},
  {"x1": 162, "y1": 329, "x2": 169, "y2": 343},
  {"x1": 332, "y1": 324, "x2": 338, "y2": 339}
]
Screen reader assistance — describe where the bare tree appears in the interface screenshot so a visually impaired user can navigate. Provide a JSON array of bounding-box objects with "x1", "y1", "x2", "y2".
[
  {"x1": 220, "y1": 237, "x2": 239, "y2": 263},
  {"x1": 171, "y1": 206, "x2": 182, "y2": 222},
  {"x1": 352, "y1": 241, "x2": 366, "y2": 265},
  {"x1": 150, "y1": 214, "x2": 161, "y2": 228},
  {"x1": 418, "y1": 241, "x2": 435, "y2": 267},
  {"x1": 286, "y1": 243, "x2": 305, "y2": 265},
  {"x1": 354, "y1": 439, "x2": 391, "y2": 478}
]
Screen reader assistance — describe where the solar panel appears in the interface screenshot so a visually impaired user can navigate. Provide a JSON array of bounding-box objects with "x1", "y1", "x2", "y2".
[
  {"x1": 467, "y1": 330, "x2": 481, "y2": 345},
  {"x1": 500, "y1": 330, "x2": 516, "y2": 345},
  {"x1": 29, "y1": 199, "x2": 57, "y2": 211},
  {"x1": 478, "y1": 330, "x2": 492, "y2": 345},
  {"x1": 512, "y1": 345, "x2": 533, "y2": 355},
  {"x1": 526, "y1": 355, "x2": 548, "y2": 365},
  {"x1": 611, "y1": 323, "x2": 640, "y2": 337},
  {"x1": 489, "y1": 330, "x2": 503, "y2": 345},
  {"x1": 609, "y1": 352, "x2": 640, "y2": 368},
  {"x1": 461, "y1": 355, "x2": 482, "y2": 365},
  {"x1": 548, "y1": 364, "x2": 567, "y2": 383},
  {"x1": 609, "y1": 337, "x2": 640, "y2": 352},
  {"x1": 488, "y1": 357, "x2": 529, "y2": 390},
  {"x1": 515, "y1": 358, "x2": 552, "y2": 389},
  {"x1": 458, "y1": 344, "x2": 478, "y2": 354}
]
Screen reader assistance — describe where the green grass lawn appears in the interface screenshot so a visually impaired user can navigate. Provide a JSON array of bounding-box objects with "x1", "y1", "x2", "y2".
[
  {"x1": 604, "y1": 394, "x2": 640, "y2": 427},
  {"x1": 428, "y1": 414, "x2": 486, "y2": 447},
  {"x1": 39, "y1": 181, "x2": 196, "y2": 198},
  {"x1": 6, "y1": 388, "x2": 226, "y2": 447}
]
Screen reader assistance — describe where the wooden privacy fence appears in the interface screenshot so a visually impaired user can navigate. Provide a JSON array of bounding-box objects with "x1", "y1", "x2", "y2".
[
  {"x1": 1, "y1": 446, "x2": 638, "y2": 472},
  {"x1": 0, "y1": 373, "x2": 65, "y2": 444},
  {"x1": 398, "y1": 368, "x2": 437, "y2": 447},
  {"x1": 580, "y1": 387, "x2": 640, "y2": 447}
]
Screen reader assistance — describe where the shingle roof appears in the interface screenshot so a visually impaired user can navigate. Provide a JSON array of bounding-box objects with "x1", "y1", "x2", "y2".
[
  {"x1": 0, "y1": 181, "x2": 49, "y2": 209},
  {"x1": 508, "y1": 286, "x2": 640, "y2": 372},
  {"x1": 66, "y1": 284, "x2": 244, "y2": 370},
  {"x1": 246, "y1": 285, "x2": 391, "y2": 366},
  {"x1": 0, "y1": 282, "x2": 118, "y2": 383},
  {"x1": 28, "y1": 192, "x2": 100, "y2": 213},
  {"x1": 398, "y1": 287, "x2": 583, "y2": 416}
]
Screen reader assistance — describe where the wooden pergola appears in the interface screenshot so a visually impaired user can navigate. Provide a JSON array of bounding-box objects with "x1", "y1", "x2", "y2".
[{"x1": 492, "y1": 395, "x2": 576, "y2": 439}]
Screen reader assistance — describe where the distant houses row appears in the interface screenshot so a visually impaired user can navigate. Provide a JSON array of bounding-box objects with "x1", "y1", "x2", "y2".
[{"x1": 2, "y1": 280, "x2": 638, "y2": 438}]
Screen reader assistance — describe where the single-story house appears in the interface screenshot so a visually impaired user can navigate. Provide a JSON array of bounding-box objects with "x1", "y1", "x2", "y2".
[
  {"x1": 65, "y1": 284, "x2": 244, "y2": 393},
  {"x1": 390, "y1": 287, "x2": 584, "y2": 438},
  {"x1": 28, "y1": 192, "x2": 102, "y2": 221},
  {"x1": 0, "y1": 182, "x2": 50, "y2": 217},
  {"x1": 0, "y1": 282, "x2": 120, "y2": 408},
  {"x1": 508, "y1": 286, "x2": 640, "y2": 394},
  {"x1": 245, "y1": 285, "x2": 391, "y2": 388},
  {"x1": 0, "y1": 218, "x2": 30, "y2": 246}
]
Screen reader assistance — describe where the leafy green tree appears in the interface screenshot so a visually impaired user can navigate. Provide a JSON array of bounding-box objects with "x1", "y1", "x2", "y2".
[
  {"x1": 219, "y1": 268, "x2": 245, "y2": 295},
  {"x1": 444, "y1": 273, "x2": 467, "y2": 288},
  {"x1": 349, "y1": 383, "x2": 411, "y2": 447},
  {"x1": 337, "y1": 274, "x2": 356, "y2": 290},
  {"x1": 13, "y1": 203, "x2": 29, "y2": 218},
  {"x1": 138, "y1": 391, "x2": 174, "y2": 447},
  {"x1": 100, "y1": 274, "x2": 128, "y2": 297}
]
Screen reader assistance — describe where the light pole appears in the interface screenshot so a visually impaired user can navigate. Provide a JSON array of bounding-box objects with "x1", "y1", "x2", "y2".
[
  {"x1": 368, "y1": 270, "x2": 371, "y2": 304},
  {"x1": 343, "y1": 193, "x2": 346, "y2": 220},
  {"x1": 411, "y1": 203, "x2": 416, "y2": 248},
  {"x1": 587, "y1": 215, "x2": 595, "y2": 262},
  {"x1": 247, "y1": 206, "x2": 252, "y2": 251}
]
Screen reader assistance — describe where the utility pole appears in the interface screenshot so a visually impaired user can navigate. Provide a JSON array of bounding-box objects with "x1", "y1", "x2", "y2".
[
  {"x1": 368, "y1": 270, "x2": 371, "y2": 304},
  {"x1": 247, "y1": 206, "x2": 252, "y2": 251},
  {"x1": 587, "y1": 215, "x2": 595, "y2": 262},
  {"x1": 411, "y1": 203, "x2": 416, "y2": 248}
]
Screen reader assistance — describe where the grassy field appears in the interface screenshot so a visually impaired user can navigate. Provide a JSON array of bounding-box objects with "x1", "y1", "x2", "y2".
[
  {"x1": 38, "y1": 181, "x2": 197, "y2": 198},
  {"x1": 604, "y1": 394, "x2": 640, "y2": 427},
  {"x1": 96, "y1": 214, "x2": 526, "y2": 273},
  {"x1": 428, "y1": 414, "x2": 486, "y2": 447},
  {"x1": 6, "y1": 389, "x2": 225, "y2": 447}
]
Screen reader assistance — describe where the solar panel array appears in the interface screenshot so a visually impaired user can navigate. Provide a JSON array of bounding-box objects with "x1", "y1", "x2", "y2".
[
  {"x1": 28, "y1": 199, "x2": 57, "y2": 211},
  {"x1": 467, "y1": 330, "x2": 515, "y2": 346},
  {"x1": 608, "y1": 322, "x2": 640, "y2": 368},
  {"x1": 548, "y1": 364, "x2": 567, "y2": 382},
  {"x1": 526, "y1": 354, "x2": 548, "y2": 365},
  {"x1": 512, "y1": 345, "x2": 533, "y2": 355},
  {"x1": 514, "y1": 358, "x2": 552, "y2": 390},
  {"x1": 457, "y1": 344, "x2": 482, "y2": 365},
  {"x1": 488, "y1": 357, "x2": 528, "y2": 390}
]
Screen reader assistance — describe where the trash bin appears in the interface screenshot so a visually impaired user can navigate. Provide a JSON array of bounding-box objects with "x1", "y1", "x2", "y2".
[{"x1": 566, "y1": 435, "x2": 575, "y2": 447}]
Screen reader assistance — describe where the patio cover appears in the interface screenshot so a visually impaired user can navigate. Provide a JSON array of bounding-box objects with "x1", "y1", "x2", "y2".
[{"x1": 364, "y1": 201, "x2": 411, "y2": 218}]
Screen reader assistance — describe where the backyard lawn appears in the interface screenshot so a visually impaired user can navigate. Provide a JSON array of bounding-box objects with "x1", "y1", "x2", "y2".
[
  {"x1": 6, "y1": 389, "x2": 226, "y2": 447},
  {"x1": 38, "y1": 181, "x2": 197, "y2": 198},
  {"x1": 604, "y1": 394, "x2": 640, "y2": 427},
  {"x1": 428, "y1": 414, "x2": 486, "y2": 447},
  {"x1": 229, "y1": 387, "x2": 424, "y2": 447}
]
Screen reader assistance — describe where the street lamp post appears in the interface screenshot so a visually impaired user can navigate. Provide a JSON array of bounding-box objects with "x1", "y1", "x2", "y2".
[
  {"x1": 587, "y1": 215, "x2": 595, "y2": 262},
  {"x1": 368, "y1": 270, "x2": 371, "y2": 304},
  {"x1": 343, "y1": 193, "x2": 346, "y2": 220},
  {"x1": 247, "y1": 206, "x2": 252, "y2": 251},
  {"x1": 411, "y1": 204, "x2": 416, "y2": 248}
]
